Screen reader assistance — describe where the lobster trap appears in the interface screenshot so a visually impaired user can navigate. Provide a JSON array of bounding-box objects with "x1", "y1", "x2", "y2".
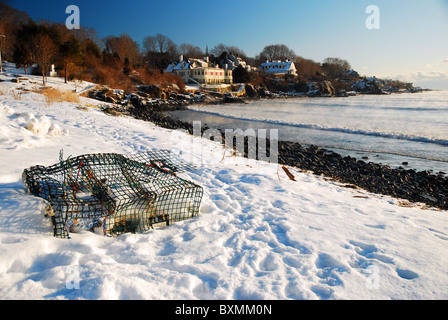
[{"x1": 22, "y1": 150, "x2": 203, "y2": 239}]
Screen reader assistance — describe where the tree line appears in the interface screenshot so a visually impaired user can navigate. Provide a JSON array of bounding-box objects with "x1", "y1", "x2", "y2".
[{"x1": 0, "y1": 2, "x2": 354, "y2": 90}]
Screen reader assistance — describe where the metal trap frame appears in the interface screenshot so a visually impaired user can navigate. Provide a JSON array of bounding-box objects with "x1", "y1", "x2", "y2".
[{"x1": 22, "y1": 150, "x2": 203, "y2": 239}]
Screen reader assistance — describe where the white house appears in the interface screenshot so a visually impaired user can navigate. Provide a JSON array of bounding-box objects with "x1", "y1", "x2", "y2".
[
  {"x1": 165, "y1": 56, "x2": 233, "y2": 85},
  {"x1": 259, "y1": 59, "x2": 297, "y2": 76}
]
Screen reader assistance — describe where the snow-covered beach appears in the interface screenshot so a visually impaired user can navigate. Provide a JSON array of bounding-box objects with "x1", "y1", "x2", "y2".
[{"x1": 1, "y1": 65, "x2": 448, "y2": 300}]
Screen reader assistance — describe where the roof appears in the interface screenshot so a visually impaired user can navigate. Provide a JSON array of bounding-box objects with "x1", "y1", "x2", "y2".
[
  {"x1": 259, "y1": 60, "x2": 297, "y2": 75},
  {"x1": 165, "y1": 61, "x2": 192, "y2": 73},
  {"x1": 165, "y1": 58, "x2": 223, "y2": 73},
  {"x1": 221, "y1": 54, "x2": 247, "y2": 70}
]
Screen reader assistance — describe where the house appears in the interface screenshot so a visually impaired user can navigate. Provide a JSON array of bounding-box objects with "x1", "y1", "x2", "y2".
[
  {"x1": 259, "y1": 59, "x2": 297, "y2": 76},
  {"x1": 220, "y1": 53, "x2": 247, "y2": 71},
  {"x1": 165, "y1": 56, "x2": 233, "y2": 85},
  {"x1": 219, "y1": 53, "x2": 259, "y2": 72}
]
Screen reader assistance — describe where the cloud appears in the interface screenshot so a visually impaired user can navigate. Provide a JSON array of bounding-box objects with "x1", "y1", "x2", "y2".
[
  {"x1": 387, "y1": 71, "x2": 448, "y2": 90},
  {"x1": 443, "y1": 58, "x2": 448, "y2": 63},
  {"x1": 408, "y1": 71, "x2": 448, "y2": 90},
  {"x1": 413, "y1": 71, "x2": 448, "y2": 80},
  {"x1": 398, "y1": 71, "x2": 448, "y2": 84}
]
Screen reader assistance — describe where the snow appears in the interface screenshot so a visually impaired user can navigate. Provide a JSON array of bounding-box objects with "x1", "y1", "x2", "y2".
[{"x1": 1, "y1": 63, "x2": 448, "y2": 300}]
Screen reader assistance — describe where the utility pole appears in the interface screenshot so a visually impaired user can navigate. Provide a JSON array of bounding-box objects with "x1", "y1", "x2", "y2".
[{"x1": 0, "y1": 35, "x2": 5, "y2": 74}]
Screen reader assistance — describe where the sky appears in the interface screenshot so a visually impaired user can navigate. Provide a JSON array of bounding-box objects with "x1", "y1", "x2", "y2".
[{"x1": 6, "y1": 0, "x2": 448, "y2": 89}]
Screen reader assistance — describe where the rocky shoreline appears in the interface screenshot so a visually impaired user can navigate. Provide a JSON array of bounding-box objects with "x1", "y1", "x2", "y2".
[
  {"x1": 121, "y1": 104, "x2": 448, "y2": 211},
  {"x1": 85, "y1": 85, "x2": 447, "y2": 211},
  {"x1": 88, "y1": 80, "x2": 431, "y2": 118}
]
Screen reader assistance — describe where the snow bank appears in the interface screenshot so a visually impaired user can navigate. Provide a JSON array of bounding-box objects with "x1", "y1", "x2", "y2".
[
  {"x1": 1, "y1": 65, "x2": 448, "y2": 300},
  {"x1": 0, "y1": 101, "x2": 68, "y2": 153},
  {"x1": 24, "y1": 114, "x2": 67, "y2": 138},
  {"x1": 26, "y1": 116, "x2": 49, "y2": 136}
]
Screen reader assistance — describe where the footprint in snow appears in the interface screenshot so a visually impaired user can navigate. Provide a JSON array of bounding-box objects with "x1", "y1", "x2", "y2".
[
  {"x1": 349, "y1": 240, "x2": 394, "y2": 265},
  {"x1": 364, "y1": 224, "x2": 386, "y2": 230},
  {"x1": 157, "y1": 238, "x2": 177, "y2": 256},
  {"x1": 315, "y1": 253, "x2": 348, "y2": 288},
  {"x1": 311, "y1": 284, "x2": 334, "y2": 300},
  {"x1": 258, "y1": 253, "x2": 280, "y2": 272},
  {"x1": 182, "y1": 232, "x2": 195, "y2": 242},
  {"x1": 429, "y1": 228, "x2": 448, "y2": 241},
  {"x1": 354, "y1": 208, "x2": 367, "y2": 215},
  {"x1": 396, "y1": 268, "x2": 419, "y2": 280}
]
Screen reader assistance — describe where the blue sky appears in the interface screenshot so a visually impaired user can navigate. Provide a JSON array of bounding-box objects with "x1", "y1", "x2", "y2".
[{"x1": 8, "y1": 0, "x2": 448, "y2": 89}]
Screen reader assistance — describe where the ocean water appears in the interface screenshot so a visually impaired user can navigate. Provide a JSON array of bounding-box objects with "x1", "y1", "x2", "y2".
[{"x1": 171, "y1": 91, "x2": 448, "y2": 175}]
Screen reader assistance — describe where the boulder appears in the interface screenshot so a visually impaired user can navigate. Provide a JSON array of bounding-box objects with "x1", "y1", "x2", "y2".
[
  {"x1": 137, "y1": 85, "x2": 162, "y2": 99},
  {"x1": 351, "y1": 78, "x2": 383, "y2": 94},
  {"x1": 307, "y1": 81, "x2": 336, "y2": 96},
  {"x1": 160, "y1": 90, "x2": 168, "y2": 100},
  {"x1": 244, "y1": 84, "x2": 259, "y2": 99}
]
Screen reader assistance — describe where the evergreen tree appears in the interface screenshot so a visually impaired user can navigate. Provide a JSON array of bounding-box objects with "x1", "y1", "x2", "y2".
[
  {"x1": 60, "y1": 35, "x2": 83, "y2": 83},
  {"x1": 13, "y1": 20, "x2": 37, "y2": 75},
  {"x1": 233, "y1": 65, "x2": 250, "y2": 83}
]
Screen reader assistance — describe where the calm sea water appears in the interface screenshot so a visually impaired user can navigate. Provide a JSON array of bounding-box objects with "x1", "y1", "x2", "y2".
[{"x1": 171, "y1": 91, "x2": 448, "y2": 174}]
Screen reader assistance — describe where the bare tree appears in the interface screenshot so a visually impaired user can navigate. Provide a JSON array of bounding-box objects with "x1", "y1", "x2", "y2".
[
  {"x1": 179, "y1": 43, "x2": 203, "y2": 59},
  {"x1": 71, "y1": 26, "x2": 103, "y2": 50},
  {"x1": 257, "y1": 44, "x2": 296, "y2": 62},
  {"x1": 225, "y1": 45, "x2": 246, "y2": 58},
  {"x1": 321, "y1": 57, "x2": 351, "y2": 78},
  {"x1": 165, "y1": 38, "x2": 178, "y2": 58},
  {"x1": 154, "y1": 33, "x2": 169, "y2": 53},
  {"x1": 32, "y1": 33, "x2": 57, "y2": 86},
  {"x1": 143, "y1": 34, "x2": 177, "y2": 55},
  {"x1": 143, "y1": 34, "x2": 178, "y2": 70},
  {"x1": 210, "y1": 43, "x2": 226, "y2": 57},
  {"x1": 104, "y1": 34, "x2": 140, "y2": 67},
  {"x1": 143, "y1": 36, "x2": 157, "y2": 53},
  {"x1": 211, "y1": 43, "x2": 246, "y2": 58},
  {"x1": 295, "y1": 56, "x2": 323, "y2": 79}
]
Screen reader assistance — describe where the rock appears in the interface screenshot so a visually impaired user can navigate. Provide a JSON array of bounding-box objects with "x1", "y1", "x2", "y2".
[
  {"x1": 420, "y1": 194, "x2": 438, "y2": 203},
  {"x1": 336, "y1": 89, "x2": 348, "y2": 97},
  {"x1": 244, "y1": 84, "x2": 259, "y2": 99},
  {"x1": 307, "y1": 81, "x2": 336, "y2": 97},
  {"x1": 351, "y1": 77, "x2": 384, "y2": 94},
  {"x1": 160, "y1": 89, "x2": 171, "y2": 100},
  {"x1": 137, "y1": 91, "x2": 150, "y2": 98},
  {"x1": 137, "y1": 85, "x2": 162, "y2": 99},
  {"x1": 223, "y1": 93, "x2": 245, "y2": 104}
]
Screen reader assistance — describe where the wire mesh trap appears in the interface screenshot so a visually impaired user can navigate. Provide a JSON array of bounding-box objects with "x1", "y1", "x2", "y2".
[{"x1": 22, "y1": 150, "x2": 203, "y2": 239}]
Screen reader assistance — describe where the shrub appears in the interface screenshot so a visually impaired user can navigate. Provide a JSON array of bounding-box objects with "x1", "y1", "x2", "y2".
[
  {"x1": 137, "y1": 68, "x2": 186, "y2": 92},
  {"x1": 41, "y1": 88, "x2": 80, "y2": 105}
]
